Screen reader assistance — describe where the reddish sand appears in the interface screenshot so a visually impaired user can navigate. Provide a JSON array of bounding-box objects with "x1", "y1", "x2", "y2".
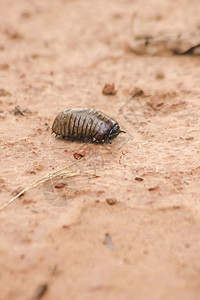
[{"x1": 1, "y1": 0, "x2": 200, "y2": 299}]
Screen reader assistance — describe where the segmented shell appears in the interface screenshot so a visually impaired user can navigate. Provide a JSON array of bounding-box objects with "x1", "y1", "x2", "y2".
[{"x1": 52, "y1": 108, "x2": 124, "y2": 143}]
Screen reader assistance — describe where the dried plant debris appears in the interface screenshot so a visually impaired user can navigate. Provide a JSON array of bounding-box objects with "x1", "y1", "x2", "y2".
[
  {"x1": 11, "y1": 105, "x2": 32, "y2": 116},
  {"x1": 73, "y1": 150, "x2": 85, "y2": 160},
  {"x1": 130, "y1": 87, "x2": 144, "y2": 98},
  {"x1": 148, "y1": 185, "x2": 159, "y2": 192},
  {"x1": 34, "y1": 283, "x2": 48, "y2": 299},
  {"x1": 0, "y1": 158, "x2": 97, "y2": 212},
  {"x1": 44, "y1": 122, "x2": 50, "y2": 131},
  {"x1": 130, "y1": 32, "x2": 200, "y2": 56},
  {"x1": 102, "y1": 83, "x2": 117, "y2": 95},
  {"x1": 135, "y1": 177, "x2": 144, "y2": 182},
  {"x1": 106, "y1": 198, "x2": 117, "y2": 205},
  {"x1": 130, "y1": 18, "x2": 200, "y2": 56}
]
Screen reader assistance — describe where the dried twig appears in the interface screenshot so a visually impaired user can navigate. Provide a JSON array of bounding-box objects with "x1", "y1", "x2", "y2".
[{"x1": 0, "y1": 158, "x2": 97, "y2": 212}]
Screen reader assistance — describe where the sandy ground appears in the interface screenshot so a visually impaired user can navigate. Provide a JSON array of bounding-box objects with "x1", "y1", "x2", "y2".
[{"x1": 1, "y1": 0, "x2": 200, "y2": 299}]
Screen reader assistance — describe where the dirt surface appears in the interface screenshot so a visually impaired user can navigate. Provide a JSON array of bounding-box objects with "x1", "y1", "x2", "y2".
[{"x1": 1, "y1": 0, "x2": 200, "y2": 299}]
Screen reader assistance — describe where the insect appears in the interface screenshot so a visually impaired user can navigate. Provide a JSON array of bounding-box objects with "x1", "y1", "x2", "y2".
[{"x1": 52, "y1": 108, "x2": 125, "y2": 143}]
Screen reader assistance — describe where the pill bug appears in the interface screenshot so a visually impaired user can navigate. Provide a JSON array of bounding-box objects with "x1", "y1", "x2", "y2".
[{"x1": 52, "y1": 108, "x2": 125, "y2": 143}]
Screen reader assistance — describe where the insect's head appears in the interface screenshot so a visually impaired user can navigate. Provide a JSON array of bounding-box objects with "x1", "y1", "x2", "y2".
[{"x1": 108, "y1": 124, "x2": 126, "y2": 141}]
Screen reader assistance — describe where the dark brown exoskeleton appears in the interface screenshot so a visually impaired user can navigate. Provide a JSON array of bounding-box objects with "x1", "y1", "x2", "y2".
[{"x1": 52, "y1": 108, "x2": 125, "y2": 143}]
